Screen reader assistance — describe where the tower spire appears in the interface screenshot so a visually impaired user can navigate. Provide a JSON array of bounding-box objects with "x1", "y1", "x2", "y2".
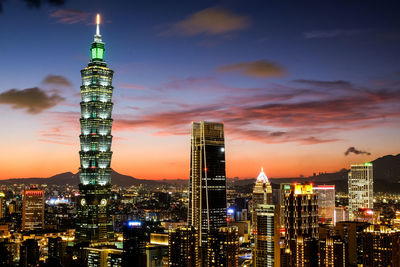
[{"x1": 96, "y1": 14, "x2": 100, "y2": 36}]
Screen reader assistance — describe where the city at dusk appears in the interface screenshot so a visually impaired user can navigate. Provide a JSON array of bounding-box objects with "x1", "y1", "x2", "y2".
[{"x1": 0, "y1": 1, "x2": 400, "y2": 267}]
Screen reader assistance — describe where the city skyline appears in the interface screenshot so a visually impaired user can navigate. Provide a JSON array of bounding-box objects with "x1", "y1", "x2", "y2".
[{"x1": 1, "y1": 1, "x2": 400, "y2": 180}]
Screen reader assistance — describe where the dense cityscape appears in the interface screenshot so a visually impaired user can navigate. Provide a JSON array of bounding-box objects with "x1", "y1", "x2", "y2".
[{"x1": 1, "y1": 1, "x2": 400, "y2": 267}]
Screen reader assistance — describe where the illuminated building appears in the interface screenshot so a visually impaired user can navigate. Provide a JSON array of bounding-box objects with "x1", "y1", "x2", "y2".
[
  {"x1": 22, "y1": 187, "x2": 44, "y2": 231},
  {"x1": 76, "y1": 14, "x2": 115, "y2": 245},
  {"x1": 254, "y1": 204, "x2": 280, "y2": 267},
  {"x1": 168, "y1": 225, "x2": 199, "y2": 267},
  {"x1": 207, "y1": 226, "x2": 239, "y2": 267},
  {"x1": 335, "y1": 221, "x2": 369, "y2": 266},
  {"x1": 353, "y1": 207, "x2": 379, "y2": 224},
  {"x1": 312, "y1": 185, "x2": 335, "y2": 225},
  {"x1": 334, "y1": 207, "x2": 349, "y2": 224},
  {"x1": 0, "y1": 192, "x2": 5, "y2": 219},
  {"x1": 348, "y1": 163, "x2": 373, "y2": 220},
  {"x1": 295, "y1": 235, "x2": 318, "y2": 267},
  {"x1": 279, "y1": 183, "x2": 291, "y2": 227},
  {"x1": 252, "y1": 168, "x2": 273, "y2": 233},
  {"x1": 19, "y1": 239, "x2": 39, "y2": 267},
  {"x1": 362, "y1": 225, "x2": 400, "y2": 266},
  {"x1": 283, "y1": 184, "x2": 318, "y2": 265},
  {"x1": 86, "y1": 247, "x2": 123, "y2": 267},
  {"x1": 188, "y1": 121, "x2": 227, "y2": 246},
  {"x1": 319, "y1": 236, "x2": 347, "y2": 267}
]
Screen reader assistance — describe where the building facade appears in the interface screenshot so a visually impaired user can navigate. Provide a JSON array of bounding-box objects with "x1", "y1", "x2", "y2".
[
  {"x1": 348, "y1": 163, "x2": 373, "y2": 220},
  {"x1": 168, "y1": 226, "x2": 199, "y2": 267},
  {"x1": 283, "y1": 184, "x2": 319, "y2": 261},
  {"x1": 319, "y1": 236, "x2": 347, "y2": 267},
  {"x1": 75, "y1": 14, "x2": 114, "y2": 245},
  {"x1": 22, "y1": 187, "x2": 44, "y2": 231},
  {"x1": 188, "y1": 121, "x2": 227, "y2": 246},
  {"x1": 313, "y1": 185, "x2": 335, "y2": 225},
  {"x1": 207, "y1": 226, "x2": 239, "y2": 267},
  {"x1": 254, "y1": 204, "x2": 280, "y2": 267}
]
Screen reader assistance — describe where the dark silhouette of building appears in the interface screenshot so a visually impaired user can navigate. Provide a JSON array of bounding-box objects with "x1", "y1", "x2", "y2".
[
  {"x1": 335, "y1": 221, "x2": 369, "y2": 266},
  {"x1": 122, "y1": 221, "x2": 147, "y2": 267},
  {"x1": 294, "y1": 235, "x2": 318, "y2": 267},
  {"x1": 19, "y1": 239, "x2": 39, "y2": 267},
  {"x1": 48, "y1": 237, "x2": 65, "y2": 266}
]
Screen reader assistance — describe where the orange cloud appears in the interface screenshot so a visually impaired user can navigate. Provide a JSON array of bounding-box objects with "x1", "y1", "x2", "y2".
[{"x1": 218, "y1": 60, "x2": 286, "y2": 78}]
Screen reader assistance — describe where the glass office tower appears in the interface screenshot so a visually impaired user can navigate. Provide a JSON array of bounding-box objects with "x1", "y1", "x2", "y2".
[
  {"x1": 75, "y1": 15, "x2": 114, "y2": 245},
  {"x1": 188, "y1": 121, "x2": 227, "y2": 246}
]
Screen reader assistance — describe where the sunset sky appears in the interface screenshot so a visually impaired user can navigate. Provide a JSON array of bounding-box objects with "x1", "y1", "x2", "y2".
[{"x1": 0, "y1": 0, "x2": 399, "y2": 180}]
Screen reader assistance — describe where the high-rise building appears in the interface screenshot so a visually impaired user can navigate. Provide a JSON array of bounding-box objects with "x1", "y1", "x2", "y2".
[
  {"x1": 22, "y1": 187, "x2": 44, "y2": 231},
  {"x1": 254, "y1": 204, "x2": 280, "y2": 267},
  {"x1": 313, "y1": 185, "x2": 335, "y2": 225},
  {"x1": 283, "y1": 184, "x2": 318, "y2": 261},
  {"x1": 348, "y1": 163, "x2": 373, "y2": 220},
  {"x1": 362, "y1": 225, "x2": 400, "y2": 266},
  {"x1": 188, "y1": 121, "x2": 227, "y2": 246},
  {"x1": 252, "y1": 168, "x2": 273, "y2": 233},
  {"x1": 207, "y1": 226, "x2": 239, "y2": 267},
  {"x1": 279, "y1": 183, "x2": 291, "y2": 227},
  {"x1": 168, "y1": 225, "x2": 199, "y2": 267},
  {"x1": 75, "y1": 14, "x2": 114, "y2": 245},
  {"x1": 319, "y1": 236, "x2": 347, "y2": 267}
]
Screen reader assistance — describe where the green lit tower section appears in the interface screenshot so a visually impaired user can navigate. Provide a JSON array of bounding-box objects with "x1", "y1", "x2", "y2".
[{"x1": 76, "y1": 14, "x2": 114, "y2": 246}]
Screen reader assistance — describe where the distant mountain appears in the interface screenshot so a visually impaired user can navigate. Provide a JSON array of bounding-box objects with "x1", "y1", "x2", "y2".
[
  {"x1": 1, "y1": 154, "x2": 399, "y2": 192},
  {"x1": 0, "y1": 170, "x2": 165, "y2": 187}
]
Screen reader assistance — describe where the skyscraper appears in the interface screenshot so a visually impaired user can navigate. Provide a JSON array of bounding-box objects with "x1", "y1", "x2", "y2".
[
  {"x1": 348, "y1": 163, "x2": 373, "y2": 220},
  {"x1": 252, "y1": 168, "x2": 273, "y2": 233},
  {"x1": 319, "y1": 236, "x2": 347, "y2": 267},
  {"x1": 283, "y1": 184, "x2": 318, "y2": 263},
  {"x1": 75, "y1": 14, "x2": 114, "y2": 245},
  {"x1": 254, "y1": 204, "x2": 280, "y2": 267},
  {"x1": 188, "y1": 121, "x2": 227, "y2": 246},
  {"x1": 22, "y1": 187, "x2": 44, "y2": 231}
]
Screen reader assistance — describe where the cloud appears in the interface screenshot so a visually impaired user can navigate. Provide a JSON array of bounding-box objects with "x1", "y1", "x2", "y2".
[
  {"x1": 111, "y1": 78, "x2": 400, "y2": 145},
  {"x1": 303, "y1": 29, "x2": 368, "y2": 39},
  {"x1": 293, "y1": 79, "x2": 351, "y2": 87},
  {"x1": 43, "y1": 75, "x2": 72, "y2": 87},
  {"x1": 0, "y1": 87, "x2": 64, "y2": 114},
  {"x1": 50, "y1": 9, "x2": 89, "y2": 24},
  {"x1": 218, "y1": 60, "x2": 286, "y2": 78},
  {"x1": 169, "y1": 7, "x2": 250, "y2": 36},
  {"x1": 1, "y1": 0, "x2": 65, "y2": 13},
  {"x1": 345, "y1": 147, "x2": 371, "y2": 156}
]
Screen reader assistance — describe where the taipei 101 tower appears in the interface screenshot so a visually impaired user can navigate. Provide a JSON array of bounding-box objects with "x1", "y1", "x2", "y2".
[{"x1": 75, "y1": 14, "x2": 115, "y2": 245}]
